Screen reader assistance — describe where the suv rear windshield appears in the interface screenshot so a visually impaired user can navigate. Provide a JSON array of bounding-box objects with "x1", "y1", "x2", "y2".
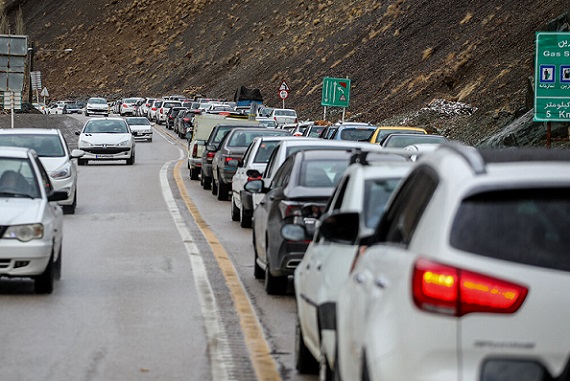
[{"x1": 450, "y1": 188, "x2": 570, "y2": 272}]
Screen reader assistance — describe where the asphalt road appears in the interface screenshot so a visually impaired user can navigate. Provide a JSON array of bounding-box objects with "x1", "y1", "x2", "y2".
[{"x1": 0, "y1": 113, "x2": 316, "y2": 381}]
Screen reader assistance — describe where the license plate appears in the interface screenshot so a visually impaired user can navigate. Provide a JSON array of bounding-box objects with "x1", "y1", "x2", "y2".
[{"x1": 96, "y1": 154, "x2": 114, "y2": 158}]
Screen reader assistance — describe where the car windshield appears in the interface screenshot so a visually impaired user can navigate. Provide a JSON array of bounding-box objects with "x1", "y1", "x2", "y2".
[
  {"x1": 163, "y1": 102, "x2": 181, "y2": 108},
  {"x1": 126, "y1": 118, "x2": 150, "y2": 126},
  {"x1": 275, "y1": 110, "x2": 296, "y2": 116},
  {"x1": 84, "y1": 120, "x2": 129, "y2": 133},
  {"x1": 339, "y1": 128, "x2": 375, "y2": 141},
  {"x1": 450, "y1": 188, "x2": 570, "y2": 272},
  {"x1": 89, "y1": 98, "x2": 106, "y2": 104},
  {"x1": 0, "y1": 158, "x2": 40, "y2": 198},
  {"x1": 300, "y1": 159, "x2": 349, "y2": 188},
  {"x1": 0, "y1": 134, "x2": 65, "y2": 157},
  {"x1": 227, "y1": 130, "x2": 289, "y2": 148},
  {"x1": 124, "y1": 98, "x2": 139, "y2": 104}
]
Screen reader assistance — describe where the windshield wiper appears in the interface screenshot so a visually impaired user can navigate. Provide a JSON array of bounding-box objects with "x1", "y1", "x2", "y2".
[{"x1": 0, "y1": 191, "x2": 35, "y2": 199}]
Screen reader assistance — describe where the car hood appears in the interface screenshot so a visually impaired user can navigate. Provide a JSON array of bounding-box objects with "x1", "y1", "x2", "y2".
[
  {"x1": 80, "y1": 133, "x2": 131, "y2": 144},
  {"x1": 38, "y1": 156, "x2": 69, "y2": 173},
  {"x1": 0, "y1": 198, "x2": 45, "y2": 225}
]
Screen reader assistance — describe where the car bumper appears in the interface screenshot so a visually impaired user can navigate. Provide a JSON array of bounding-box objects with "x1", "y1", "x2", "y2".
[
  {"x1": 0, "y1": 240, "x2": 52, "y2": 276},
  {"x1": 132, "y1": 131, "x2": 153, "y2": 140},
  {"x1": 80, "y1": 147, "x2": 133, "y2": 160},
  {"x1": 86, "y1": 108, "x2": 109, "y2": 115},
  {"x1": 271, "y1": 240, "x2": 309, "y2": 276}
]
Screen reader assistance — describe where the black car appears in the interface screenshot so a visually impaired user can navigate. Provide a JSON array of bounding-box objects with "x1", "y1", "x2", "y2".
[
  {"x1": 246, "y1": 149, "x2": 354, "y2": 295},
  {"x1": 211, "y1": 127, "x2": 290, "y2": 201},
  {"x1": 166, "y1": 107, "x2": 186, "y2": 131},
  {"x1": 200, "y1": 122, "x2": 261, "y2": 190}
]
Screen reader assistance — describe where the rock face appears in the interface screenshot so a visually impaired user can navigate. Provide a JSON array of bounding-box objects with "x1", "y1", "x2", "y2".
[{"x1": 13, "y1": 1, "x2": 570, "y2": 146}]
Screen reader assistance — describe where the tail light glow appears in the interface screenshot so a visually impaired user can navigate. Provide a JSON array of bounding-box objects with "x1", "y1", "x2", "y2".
[{"x1": 412, "y1": 258, "x2": 528, "y2": 317}]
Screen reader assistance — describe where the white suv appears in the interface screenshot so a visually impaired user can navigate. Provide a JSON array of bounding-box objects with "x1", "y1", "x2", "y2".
[
  {"x1": 291, "y1": 151, "x2": 412, "y2": 379},
  {"x1": 330, "y1": 144, "x2": 570, "y2": 381}
]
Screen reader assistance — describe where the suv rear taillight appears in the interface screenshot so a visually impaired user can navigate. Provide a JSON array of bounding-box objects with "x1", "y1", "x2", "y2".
[
  {"x1": 122, "y1": 103, "x2": 128, "y2": 108},
  {"x1": 206, "y1": 151, "x2": 216, "y2": 160},
  {"x1": 412, "y1": 258, "x2": 528, "y2": 317},
  {"x1": 192, "y1": 144, "x2": 198, "y2": 157},
  {"x1": 279, "y1": 202, "x2": 303, "y2": 218}
]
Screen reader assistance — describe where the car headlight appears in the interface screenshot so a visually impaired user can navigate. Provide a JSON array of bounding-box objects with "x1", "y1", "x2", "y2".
[
  {"x1": 4, "y1": 224, "x2": 44, "y2": 242},
  {"x1": 117, "y1": 139, "x2": 132, "y2": 146},
  {"x1": 50, "y1": 163, "x2": 72, "y2": 179},
  {"x1": 78, "y1": 139, "x2": 93, "y2": 147}
]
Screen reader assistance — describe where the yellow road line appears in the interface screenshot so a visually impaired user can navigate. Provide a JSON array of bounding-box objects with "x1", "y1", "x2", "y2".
[{"x1": 173, "y1": 159, "x2": 282, "y2": 381}]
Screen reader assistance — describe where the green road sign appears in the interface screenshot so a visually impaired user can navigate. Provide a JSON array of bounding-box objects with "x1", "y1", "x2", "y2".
[
  {"x1": 534, "y1": 32, "x2": 570, "y2": 122},
  {"x1": 321, "y1": 77, "x2": 351, "y2": 107}
]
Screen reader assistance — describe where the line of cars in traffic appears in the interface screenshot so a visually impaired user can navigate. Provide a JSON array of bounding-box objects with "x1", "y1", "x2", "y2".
[{"x1": 156, "y1": 108, "x2": 570, "y2": 381}]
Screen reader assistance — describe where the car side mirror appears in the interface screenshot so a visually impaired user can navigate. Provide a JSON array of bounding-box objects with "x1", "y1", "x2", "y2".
[
  {"x1": 281, "y1": 224, "x2": 309, "y2": 241},
  {"x1": 246, "y1": 169, "x2": 261, "y2": 178},
  {"x1": 206, "y1": 144, "x2": 216, "y2": 151},
  {"x1": 320, "y1": 212, "x2": 360, "y2": 244},
  {"x1": 75, "y1": 131, "x2": 81, "y2": 135},
  {"x1": 70, "y1": 149, "x2": 85, "y2": 159},
  {"x1": 244, "y1": 179, "x2": 265, "y2": 193},
  {"x1": 226, "y1": 159, "x2": 239, "y2": 168}
]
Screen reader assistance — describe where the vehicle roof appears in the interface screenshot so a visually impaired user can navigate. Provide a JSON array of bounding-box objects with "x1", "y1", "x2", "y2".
[
  {"x1": 375, "y1": 125, "x2": 427, "y2": 131},
  {"x1": 0, "y1": 145, "x2": 34, "y2": 158},
  {"x1": 0, "y1": 128, "x2": 60, "y2": 136}
]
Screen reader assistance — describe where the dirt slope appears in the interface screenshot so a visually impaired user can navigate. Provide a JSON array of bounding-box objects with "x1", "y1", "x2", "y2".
[{"x1": 12, "y1": 0, "x2": 570, "y2": 145}]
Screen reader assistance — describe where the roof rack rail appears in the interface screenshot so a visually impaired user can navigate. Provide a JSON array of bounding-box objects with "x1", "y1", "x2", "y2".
[{"x1": 440, "y1": 142, "x2": 487, "y2": 175}]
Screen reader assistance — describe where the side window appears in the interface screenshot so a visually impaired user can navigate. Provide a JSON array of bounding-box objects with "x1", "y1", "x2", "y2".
[
  {"x1": 327, "y1": 175, "x2": 349, "y2": 212},
  {"x1": 375, "y1": 166, "x2": 438, "y2": 245},
  {"x1": 263, "y1": 147, "x2": 280, "y2": 179},
  {"x1": 271, "y1": 157, "x2": 294, "y2": 189},
  {"x1": 242, "y1": 142, "x2": 254, "y2": 164}
]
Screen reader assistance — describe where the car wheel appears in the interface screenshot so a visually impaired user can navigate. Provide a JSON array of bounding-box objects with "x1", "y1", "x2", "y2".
[
  {"x1": 84, "y1": 112, "x2": 89, "y2": 116},
  {"x1": 63, "y1": 189, "x2": 77, "y2": 214},
  {"x1": 295, "y1": 314, "x2": 319, "y2": 373},
  {"x1": 240, "y1": 204, "x2": 252, "y2": 228},
  {"x1": 104, "y1": 114, "x2": 109, "y2": 117},
  {"x1": 78, "y1": 158, "x2": 87, "y2": 166},
  {"x1": 211, "y1": 176, "x2": 218, "y2": 195},
  {"x1": 190, "y1": 167, "x2": 199, "y2": 181},
  {"x1": 202, "y1": 176, "x2": 212, "y2": 190},
  {"x1": 217, "y1": 175, "x2": 229, "y2": 201},
  {"x1": 253, "y1": 231, "x2": 264, "y2": 279},
  {"x1": 34, "y1": 250, "x2": 55, "y2": 294},
  {"x1": 148, "y1": 137, "x2": 153, "y2": 142},
  {"x1": 319, "y1": 341, "x2": 334, "y2": 381},
  {"x1": 126, "y1": 153, "x2": 135, "y2": 165},
  {"x1": 265, "y1": 260, "x2": 288, "y2": 295},
  {"x1": 231, "y1": 196, "x2": 240, "y2": 221},
  {"x1": 54, "y1": 244, "x2": 62, "y2": 281}
]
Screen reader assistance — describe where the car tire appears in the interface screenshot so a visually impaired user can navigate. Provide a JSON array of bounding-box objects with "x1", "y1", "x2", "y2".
[
  {"x1": 190, "y1": 167, "x2": 199, "y2": 181},
  {"x1": 34, "y1": 250, "x2": 55, "y2": 294},
  {"x1": 253, "y1": 231, "x2": 264, "y2": 279},
  {"x1": 148, "y1": 137, "x2": 153, "y2": 142},
  {"x1": 63, "y1": 189, "x2": 77, "y2": 214},
  {"x1": 202, "y1": 176, "x2": 212, "y2": 190},
  {"x1": 78, "y1": 158, "x2": 87, "y2": 166},
  {"x1": 295, "y1": 314, "x2": 319, "y2": 374},
  {"x1": 104, "y1": 114, "x2": 109, "y2": 117},
  {"x1": 211, "y1": 176, "x2": 218, "y2": 195},
  {"x1": 217, "y1": 176, "x2": 229, "y2": 201},
  {"x1": 231, "y1": 196, "x2": 240, "y2": 221},
  {"x1": 240, "y1": 205, "x2": 252, "y2": 228},
  {"x1": 85, "y1": 112, "x2": 89, "y2": 116},
  {"x1": 126, "y1": 153, "x2": 135, "y2": 165},
  {"x1": 265, "y1": 261, "x2": 288, "y2": 295},
  {"x1": 54, "y1": 244, "x2": 62, "y2": 281}
]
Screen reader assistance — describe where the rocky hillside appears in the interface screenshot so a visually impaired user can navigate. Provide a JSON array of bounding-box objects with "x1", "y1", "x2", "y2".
[{"x1": 11, "y1": 0, "x2": 570, "y2": 145}]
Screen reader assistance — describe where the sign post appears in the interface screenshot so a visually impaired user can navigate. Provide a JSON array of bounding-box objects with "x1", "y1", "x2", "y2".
[
  {"x1": 321, "y1": 77, "x2": 351, "y2": 122},
  {"x1": 278, "y1": 79, "x2": 290, "y2": 109},
  {"x1": 30, "y1": 70, "x2": 42, "y2": 103},
  {"x1": 534, "y1": 32, "x2": 570, "y2": 147}
]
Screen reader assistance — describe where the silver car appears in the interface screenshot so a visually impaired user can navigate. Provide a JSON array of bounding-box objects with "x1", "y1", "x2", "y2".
[
  {"x1": 84, "y1": 97, "x2": 109, "y2": 117},
  {"x1": 76, "y1": 118, "x2": 136, "y2": 165},
  {"x1": 0, "y1": 128, "x2": 84, "y2": 214},
  {"x1": 0, "y1": 146, "x2": 67, "y2": 294}
]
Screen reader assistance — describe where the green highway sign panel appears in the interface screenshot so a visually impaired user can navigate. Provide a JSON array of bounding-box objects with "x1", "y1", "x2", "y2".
[
  {"x1": 534, "y1": 32, "x2": 570, "y2": 122},
  {"x1": 321, "y1": 77, "x2": 351, "y2": 107}
]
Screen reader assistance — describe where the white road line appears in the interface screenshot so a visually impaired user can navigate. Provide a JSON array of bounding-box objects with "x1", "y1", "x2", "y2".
[{"x1": 159, "y1": 147, "x2": 234, "y2": 381}]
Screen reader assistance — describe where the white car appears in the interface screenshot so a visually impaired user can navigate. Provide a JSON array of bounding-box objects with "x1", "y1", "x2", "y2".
[
  {"x1": 76, "y1": 118, "x2": 136, "y2": 165},
  {"x1": 269, "y1": 108, "x2": 298, "y2": 125},
  {"x1": 84, "y1": 97, "x2": 109, "y2": 117},
  {"x1": 148, "y1": 99, "x2": 163, "y2": 121},
  {"x1": 0, "y1": 146, "x2": 67, "y2": 294},
  {"x1": 291, "y1": 152, "x2": 412, "y2": 379},
  {"x1": 0, "y1": 128, "x2": 84, "y2": 214},
  {"x1": 124, "y1": 117, "x2": 154, "y2": 142},
  {"x1": 119, "y1": 97, "x2": 144, "y2": 116},
  {"x1": 231, "y1": 135, "x2": 300, "y2": 228},
  {"x1": 332, "y1": 144, "x2": 570, "y2": 381},
  {"x1": 156, "y1": 100, "x2": 182, "y2": 124}
]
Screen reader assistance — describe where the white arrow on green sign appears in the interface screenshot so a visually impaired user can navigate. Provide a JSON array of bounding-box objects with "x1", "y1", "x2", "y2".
[
  {"x1": 534, "y1": 32, "x2": 570, "y2": 122},
  {"x1": 321, "y1": 77, "x2": 351, "y2": 107}
]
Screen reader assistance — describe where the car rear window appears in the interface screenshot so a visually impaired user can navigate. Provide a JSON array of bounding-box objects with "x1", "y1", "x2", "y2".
[
  {"x1": 450, "y1": 188, "x2": 570, "y2": 272},
  {"x1": 300, "y1": 159, "x2": 349, "y2": 188},
  {"x1": 254, "y1": 141, "x2": 281, "y2": 163},
  {"x1": 339, "y1": 128, "x2": 375, "y2": 141}
]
